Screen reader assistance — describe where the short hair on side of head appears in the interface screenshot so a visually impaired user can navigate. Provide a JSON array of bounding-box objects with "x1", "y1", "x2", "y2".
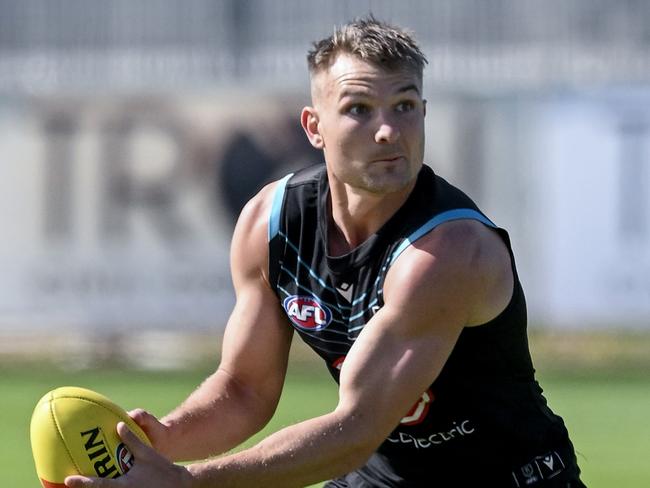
[{"x1": 307, "y1": 15, "x2": 428, "y2": 79}]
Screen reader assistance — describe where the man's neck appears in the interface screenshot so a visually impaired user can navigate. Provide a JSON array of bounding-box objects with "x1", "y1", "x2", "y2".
[{"x1": 327, "y1": 178, "x2": 415, "y2": 256}]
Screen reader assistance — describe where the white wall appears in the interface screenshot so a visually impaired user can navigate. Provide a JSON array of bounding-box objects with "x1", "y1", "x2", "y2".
[
  {"x1": 480, "y1": 89, "x2": 650, "y2": 328},
  {"x1": 1, "y1": 89, "x2": 649, "y2": 333}
]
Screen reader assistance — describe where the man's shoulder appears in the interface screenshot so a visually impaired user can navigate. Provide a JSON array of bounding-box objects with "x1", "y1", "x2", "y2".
[
  {"x1": 389, "y1": 218, "x2": 507, "y2": 295},
  {"x1": 386, "y1": 218, "x2": 513, "y2": 326},
  {"x1": 238, "y1": 176, "x2": 291, "y2": 238},
  {"x1": 285, "y1": 163, "x2": 326, "y2": 188},
  {"x1": 409, "y1": 218, "x2": 489, "y2": 263}
]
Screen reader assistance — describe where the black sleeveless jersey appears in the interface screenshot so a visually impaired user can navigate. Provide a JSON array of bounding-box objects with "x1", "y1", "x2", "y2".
[{"x1": 268, "y1": 164, "x2": 581, "y2": 487}]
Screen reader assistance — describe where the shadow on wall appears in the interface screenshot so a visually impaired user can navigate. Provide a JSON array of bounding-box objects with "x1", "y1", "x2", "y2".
[
  {"x1": 217, "y1": 114, "x2": 324, "y2": 222},
  {"x1": 36, "y1": 93, "x2": 324, "y2": 243}
]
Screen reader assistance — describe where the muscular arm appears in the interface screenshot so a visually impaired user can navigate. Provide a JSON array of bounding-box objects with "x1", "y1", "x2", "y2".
[
  {"x1": 155, "y1": 182, "x2": 294, "y2": 462},
  {"x1": 185, "y1": 220, "x2": 514, "y2": 487},
  {"x1": 65, "y1": 217, "x2": 513, "y2": 488}
]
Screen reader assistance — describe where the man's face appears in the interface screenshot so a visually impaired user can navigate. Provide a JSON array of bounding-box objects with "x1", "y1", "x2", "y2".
[{"x1": 306, "y1": 53, "x2": 426, "y2": 195}]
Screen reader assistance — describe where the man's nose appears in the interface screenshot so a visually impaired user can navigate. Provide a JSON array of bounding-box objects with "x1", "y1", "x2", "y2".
[{"x1": 374, "y1": 114, "x2": 400, "y2": 144}]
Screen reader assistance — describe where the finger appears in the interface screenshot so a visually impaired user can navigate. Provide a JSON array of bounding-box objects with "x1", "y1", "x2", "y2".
[
  {"x1": 127, "y1": 408, "x2": 154, "y2": 425},
  {"x1": 127, "y1": 409, "x2": 159, "y2": 438},
  {"x1": 65, "y1": 475, "x2": 104, "y2": 487},
  {"x1": 127, "y1": 408, "x2": 147, "y2": 421}
]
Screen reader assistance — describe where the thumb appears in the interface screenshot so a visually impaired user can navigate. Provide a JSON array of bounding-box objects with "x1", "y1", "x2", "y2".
[{"x1": 117, "y1": 421, "x2": 151, "y2": 459}]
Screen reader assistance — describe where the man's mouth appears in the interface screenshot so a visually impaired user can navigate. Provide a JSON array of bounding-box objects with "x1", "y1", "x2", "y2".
[{"x1": 372, "y1": 155, "x2": 403, "y2": 163}]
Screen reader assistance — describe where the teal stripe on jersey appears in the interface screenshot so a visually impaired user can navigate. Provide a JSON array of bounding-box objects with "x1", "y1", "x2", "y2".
[
  {"x1": 268, "y1": 173, "x2": 294, "y2": 241},
  {"x1": 278, "y1": 231, "x2": 338, "y2": 294},
  {"x1": 279, "y1": 230, "x2": 382, "y2": 307},
  {"x1": 388, "y1": 208, "x2": 496, "y2": 265}
]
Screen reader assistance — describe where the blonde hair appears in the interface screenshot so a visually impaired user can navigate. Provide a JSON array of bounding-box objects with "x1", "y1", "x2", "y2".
[{"x1": 307, "y1": 16, "x2": 427, "y2": 79}]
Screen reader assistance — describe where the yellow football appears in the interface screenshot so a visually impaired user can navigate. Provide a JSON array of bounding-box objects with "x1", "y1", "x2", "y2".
[{"x1": 30, "y1": 386, "x2": 151, "y2": 488}]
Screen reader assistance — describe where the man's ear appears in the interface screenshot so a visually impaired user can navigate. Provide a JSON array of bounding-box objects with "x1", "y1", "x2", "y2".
[{"x1": 301, "y1": 106, "x2": 324, "y2": 149}]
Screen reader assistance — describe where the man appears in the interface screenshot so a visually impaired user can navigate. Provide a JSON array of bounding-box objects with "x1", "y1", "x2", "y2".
[{"x1": 66, "y1": 17, "x2": 585, "y2": 488}]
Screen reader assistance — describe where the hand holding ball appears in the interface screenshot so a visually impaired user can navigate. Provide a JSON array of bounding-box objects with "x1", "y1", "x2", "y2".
[{"x1": 30, "y1": 387, "x2": 151, "y2": 488}]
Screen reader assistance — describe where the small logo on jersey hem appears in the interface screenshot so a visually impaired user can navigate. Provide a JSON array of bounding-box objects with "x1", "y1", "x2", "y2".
[
  {"x1": 283, "y1": 295, "x2": 333, "y2": 331},
  {"x1": 511, "y1": 451, "x2": 566, "y2": 487}
]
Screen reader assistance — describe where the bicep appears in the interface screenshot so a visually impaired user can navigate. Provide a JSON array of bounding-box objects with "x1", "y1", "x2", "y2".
[
  {"x1": 218, "y1": 183, "x2": 294, "y2": 413},
  {"x1": 219, "y1": 280, "x2": 293, "y2": 408}
]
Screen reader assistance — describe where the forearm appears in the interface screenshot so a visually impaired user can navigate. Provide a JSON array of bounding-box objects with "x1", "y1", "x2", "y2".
[
  {"x1": 162, "y1": 368, "x2": 275, "y2": 462},
  {"x1": 186, "y1": 408, "x2": 380, "y2": 488}
]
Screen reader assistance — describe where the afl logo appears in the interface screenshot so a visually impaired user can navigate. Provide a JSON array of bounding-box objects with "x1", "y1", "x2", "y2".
[
  {"x1": 115, "y1": 443, "x2": 134, "y2": 474},
  {"x1": 283, "y1": 295, "x2": 332, "y2": 331}
]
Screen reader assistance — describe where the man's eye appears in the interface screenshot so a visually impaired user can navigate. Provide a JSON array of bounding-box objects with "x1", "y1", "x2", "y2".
[
  {"x1": 396, "y1": 101, "x2": 415, "y2": 113},
  {"x1": 347, "y1": 104, "x2": 370, "y2": 116}
]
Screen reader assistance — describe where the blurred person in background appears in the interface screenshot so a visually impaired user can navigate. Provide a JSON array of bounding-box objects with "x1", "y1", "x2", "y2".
[{"x1": 66, "y1": 16, "x2": 585, "y2": 488}]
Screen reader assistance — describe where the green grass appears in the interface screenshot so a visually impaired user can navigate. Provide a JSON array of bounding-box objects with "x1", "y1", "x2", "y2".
[
  {"x1": 5, "y1": 363, "x2": 650, "y2": 487},
  {"x1": 539, "y1": 371, "x2": 650, "y2": 487}
]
